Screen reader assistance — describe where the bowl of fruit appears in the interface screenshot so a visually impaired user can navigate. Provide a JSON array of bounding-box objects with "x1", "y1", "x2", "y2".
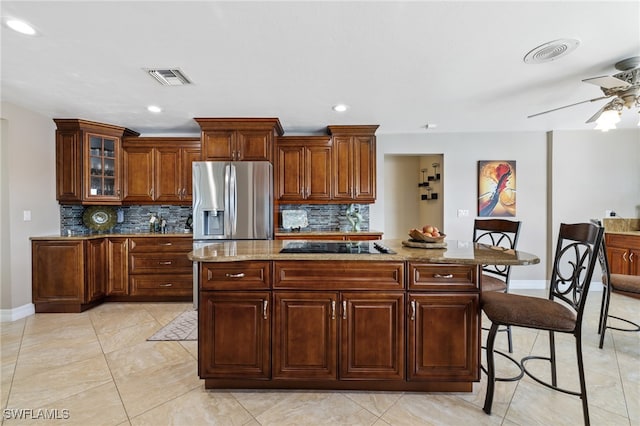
[{"x1": 409, "y1": 225, "x2": 446, "y2": 243}]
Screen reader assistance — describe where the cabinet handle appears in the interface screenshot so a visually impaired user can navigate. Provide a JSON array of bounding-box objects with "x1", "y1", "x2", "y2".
[
  {"x1": 342, "y1": 300, "x2": 347, "y2": 320},
  {"x1": 630, "y1": 252, "x2": 635, "y2": 261},
  {"x1": 160, "y1": 283, "x2": 173, "y2": 287},
  {"x1": 160, "y1": 242, "x2": 173, "y2": 246},
  {"x1": 331, "y1": 300, "x2": 336, "y2": 320},
  {"x1": 150, "y1": 188, "x2": 154, "y2": 198},
  {"x1": 158, "y1": 261, "x2": 173, "y2": 265},
  {"x1": 623, "y1": 252, "x2": 628, "y2": 262},
  {"x1": 117, "y1": 189, "x2": 121, "y2": 196},
  {"x1": 433, "y1": 273, "x2": 454, "y2": 279},
  {"x1": 410, "y1": 300, "x2": 416, "y2": 321},
  {"x1": 263, "y1": 300, "x2": 268, "y2": 320},
  {"x1": 225, "y1": 272, "x2": 245, "y2": 278}
]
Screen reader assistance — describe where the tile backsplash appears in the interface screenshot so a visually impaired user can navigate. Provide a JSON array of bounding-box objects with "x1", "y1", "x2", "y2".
[
  {"x1": 277, "y1": 204, "x2": 369, "y2": 232},
  {"x1": 60, "y1": 203, "x2": 370, "y2": 235},
  {"x1": 60, "y1": 205, "x2": 193, "y2": 235}
]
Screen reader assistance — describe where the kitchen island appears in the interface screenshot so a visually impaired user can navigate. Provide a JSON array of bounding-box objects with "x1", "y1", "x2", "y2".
[{"x1": 189, "y1": 239, "x2": 539, "y2": 392}]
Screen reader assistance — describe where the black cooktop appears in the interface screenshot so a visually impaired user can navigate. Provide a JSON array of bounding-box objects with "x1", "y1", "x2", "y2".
[{"x1": 279, "y1": 241, "x2": 394, "y2": 254}]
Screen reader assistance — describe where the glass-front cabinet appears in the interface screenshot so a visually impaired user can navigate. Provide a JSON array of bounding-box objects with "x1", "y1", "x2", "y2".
[{"x1": 55, "y1": 119, "x2": 138, "y2": 204}]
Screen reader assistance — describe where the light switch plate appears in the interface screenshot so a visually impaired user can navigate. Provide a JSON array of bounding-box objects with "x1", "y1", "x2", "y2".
[{"x1": 23, "y1": 210, "x2": 32, "y2": 221}]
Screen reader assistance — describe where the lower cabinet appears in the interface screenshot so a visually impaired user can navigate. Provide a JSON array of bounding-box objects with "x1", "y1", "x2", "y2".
[
  {"x1": 32, "y1": 239, "x2": 106, "y2": 312},
  {"x1": 605, "y1": 233, "x2": 640, "y2": 276},
  {"x1": 32, "y1": 235, "x2": 193, "y2": 311},
  {"x1": 198, "y1": 260, "x2": 478, "y2": 391}
]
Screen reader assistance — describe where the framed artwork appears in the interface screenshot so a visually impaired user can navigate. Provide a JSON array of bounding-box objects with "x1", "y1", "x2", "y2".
[{"x1": 478, "y1": 161, "x2": 516, "y2": 217}]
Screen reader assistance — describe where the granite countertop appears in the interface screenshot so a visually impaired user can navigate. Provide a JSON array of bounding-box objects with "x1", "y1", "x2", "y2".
[
  {"x1": 602, "y1": 218, "x2": 640, "y2": 235},
  {"x1": 188, "y1": 239, "x2": 540, "y2": 266},
  {"x1": 275, "y1": 230, "x2": 383, "y2": 237},
  {"x1": 30, "y1": 232, "x2": 193, "y2": 241}
]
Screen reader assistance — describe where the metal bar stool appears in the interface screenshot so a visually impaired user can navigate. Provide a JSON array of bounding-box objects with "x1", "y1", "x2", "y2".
[
  {"x1": 482, "y1": 222, "x2": 604, "y2": 426},
  {"x1": 474, "y1": 218, "x2": 521, "y2": 353}
]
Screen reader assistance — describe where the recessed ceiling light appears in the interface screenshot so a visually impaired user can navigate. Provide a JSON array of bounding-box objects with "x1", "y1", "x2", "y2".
[
  {"x1": 147, "y1": 105, "x2": 162, "y2": 113},
  {"x1": 332, "y1": 104, "x2": 348, "y2": 112},
  {"x1": 5, "y1": 18, "x2": 38, "y2": 36}
]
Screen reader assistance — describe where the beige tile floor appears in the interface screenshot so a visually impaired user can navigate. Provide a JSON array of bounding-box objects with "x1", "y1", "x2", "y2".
[{"x1": 1, "y1": 289, "x2": 638, "y2": 425}]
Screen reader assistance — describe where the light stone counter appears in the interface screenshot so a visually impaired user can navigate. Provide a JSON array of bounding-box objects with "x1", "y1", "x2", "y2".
[
  {"x1": 188, "y1": 239, "x2": 540, "y2": 266},
  {"x1": 30, "y1": 232, "x2": 193, "y2": 241}
]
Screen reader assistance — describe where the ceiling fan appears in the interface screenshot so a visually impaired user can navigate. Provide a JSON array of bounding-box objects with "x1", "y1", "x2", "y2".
[{"x1": 528, "y1": 56, "x2": 640, "y2": 129}]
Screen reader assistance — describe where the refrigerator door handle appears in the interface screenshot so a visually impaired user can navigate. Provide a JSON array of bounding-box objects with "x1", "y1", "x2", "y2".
[{"x1": 229, "y1": 163, "x2": 237, "y2": 237}]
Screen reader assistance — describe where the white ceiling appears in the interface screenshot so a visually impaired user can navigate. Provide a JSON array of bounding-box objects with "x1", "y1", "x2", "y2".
[{"x1": 2, "y1": 1, "x2": 639, "y2": 135}]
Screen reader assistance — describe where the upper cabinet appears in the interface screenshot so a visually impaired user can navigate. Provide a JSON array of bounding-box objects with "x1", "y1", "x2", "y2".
[
  {"x1": 54, "y1": 119, "x2": 139, "y2": 205},
  {"x1": 122, "y1": 137, "x2": 200, "y2": 204},
  {"x1": 275, "y1": 136, "x2": 332, "y2": 202},
  {"x1": 328, "y1": 125, "x2": 378, "y2": 203},
  {"x1": 195, "y1": 118, "x2": 284, "y2": 162}
]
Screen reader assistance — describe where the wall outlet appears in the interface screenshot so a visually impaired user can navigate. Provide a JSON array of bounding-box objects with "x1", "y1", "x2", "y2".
[{"x1": 457, "y1": 209, "x2": 469, "y2": 218}]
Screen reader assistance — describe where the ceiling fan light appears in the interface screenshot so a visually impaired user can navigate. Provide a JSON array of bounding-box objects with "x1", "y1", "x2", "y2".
[{"x1": 594, "y1": 121, "x2": 616, "y2": 132}]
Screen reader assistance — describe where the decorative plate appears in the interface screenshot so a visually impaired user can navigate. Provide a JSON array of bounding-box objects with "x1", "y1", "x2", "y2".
[{"x1": 83, "y1": 206, "x2": 117, "y2": 231}]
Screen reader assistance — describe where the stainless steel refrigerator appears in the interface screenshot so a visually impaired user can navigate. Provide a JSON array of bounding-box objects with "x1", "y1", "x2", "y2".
[
  {"x1": 192, "y1": 161, "x2": 273, "y2": 308},
  {"x1": 192, "y1": 161, "x2": 273, "y2": 240}
]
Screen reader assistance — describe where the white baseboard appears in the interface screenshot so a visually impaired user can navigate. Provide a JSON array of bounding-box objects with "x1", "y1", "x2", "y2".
[{"x1": 0, "y1": 303, "x2": 35, "y2": 322}]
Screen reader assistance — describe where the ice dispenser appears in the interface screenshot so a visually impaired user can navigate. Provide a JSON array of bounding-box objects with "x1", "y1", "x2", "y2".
[{"x1": 203, "y1": 210, "x2": 225, "y2": 236}]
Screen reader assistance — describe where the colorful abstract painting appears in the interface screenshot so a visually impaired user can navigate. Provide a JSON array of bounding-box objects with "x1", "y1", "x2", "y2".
[{"x1": 478, "y1": 161, "x2": 516, "y2": 217}]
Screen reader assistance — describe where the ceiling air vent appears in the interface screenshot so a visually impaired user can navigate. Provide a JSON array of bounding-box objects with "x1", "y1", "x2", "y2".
[
  {"x1": 144, "y1": 68, "x2": 192, "y2": 86},
  {"x1": 523, "y1": 39, "x2": 580, "y2": 64}
]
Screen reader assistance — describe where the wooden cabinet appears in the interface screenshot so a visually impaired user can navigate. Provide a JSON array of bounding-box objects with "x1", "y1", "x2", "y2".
[
  {"x1": 199, "y1": 261, "x2": 272, "y2": 379},
  {"x1": 54, "y1": 119, "x2": 138, "y2": 205},
  {"x1": 275, "y1": 136, "x2": 332, "y2": 201},
  {"x1": 328, "y1": 125, "x2": 378, "y2": 203},
  {"x1": 122, "y1": 138, "x2": 200, "y2": 204},
  {"x1": 128, "y1": 236, "x2": 193, "y2": 298},
  {"x1": 605, "y1": 233, "x2": 640, "y2": 276},
  {"x1": 195, "y1": 118, "x2": 284, "y2": 162},
  {"x1": 32, "y1": 239, "x2": 106, "y2": 312},
  {"x1": 407, "y1": 263, "x2": 480, "y2": 382},
  {"x1": 272, "y1": 262, "x2": 404, "y2": 380},
  {"x1": 106, "y1": 237, "x2": 129, "y2": 296}
]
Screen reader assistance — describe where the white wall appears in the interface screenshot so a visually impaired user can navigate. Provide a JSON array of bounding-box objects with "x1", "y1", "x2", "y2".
[
  {"x1": 0, "y1": 102, "x2": 59, "y2": 319},
  {"x1": 372, "y1": 129, "x2": 640, "y2": 283},
  {"x1": 383, "y1": 156, "x2": 421, "y2": 238}
]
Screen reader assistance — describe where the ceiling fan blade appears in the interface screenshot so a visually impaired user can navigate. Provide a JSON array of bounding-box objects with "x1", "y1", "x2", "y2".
[
  {"x1": 582, "y1": 75, "x2": 631, "y2": 89},
  {"x1": 585, "y1": 98, "x2": 619, "y2": 123},
  {"x1": 527, "y1": 96, "x2": 610, "y2": 118}
]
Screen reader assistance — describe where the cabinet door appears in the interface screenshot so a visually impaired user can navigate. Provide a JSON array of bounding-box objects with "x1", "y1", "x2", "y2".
[
  {"x1": 607, "y1": 246, "x2": 629, "y2": 275},
  {"x1": 306, "y1": 145, "x2": 332, "y2": 200},
  {"x1": 122, "y1": 146, "x2": 154, "y2": 202},
  {"x1": 352, "y1": 135, "x2": 376, "y2": 202},
  {"x1": 276, "y1": 144, "x2": 305, "y2": 200},
  {"x1": 86, "y1": 238, "x2": 107, "y2": 302},
  {"x1": 408, "y1": 293, "x2": 479, "y2": 381},
  {"x1": 85, "y1": 134, "x2": 121, "y2": 202},
  {"x1": 236, "y1": 129, "x2": 272, "y2": 162},
  {"x1": 202, "y1": 130, "x2": 234, "y2": 161},
  {"x1": 630, "y1": 249, "x2": 640, "y2": 276},
  {"x1": 340, "y1": 292, "x2": 405, "y2": 380},
  {"x1": 106, "y1": 238, "x2": 129, "y2": 296},
  {"x1": 273, "y1": 292, "x2": 338, "y2": 379},
  {"x1": 199, "y1": 291, "x2": 271, "y2": 379},
  {"x1": 180, "y1": 146, "x2": 201, "y2": 202},
  {"x1": 56, "y1": 130, "x2": 82, "y2": 202},
  {"x1": 155, "y1": 146, "x2": 182, "y2": 202},
  {"x1": 32, "y1": 240, "x2": 85, "y2": 305},
  {"x1": 332, "y1": 136, "x2": 353, "y2": 200}
]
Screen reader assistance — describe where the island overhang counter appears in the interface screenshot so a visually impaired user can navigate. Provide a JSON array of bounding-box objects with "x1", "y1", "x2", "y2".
[{"x1": 189, "y1": 239, "x2": 539, "y2": 392}]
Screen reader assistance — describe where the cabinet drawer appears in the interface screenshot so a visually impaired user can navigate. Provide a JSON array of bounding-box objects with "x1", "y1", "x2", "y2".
[
  {"x1": 408, "y1": 264, "x2": 478, "y2": 291},
  {"x1": 606, "y1": 233, "x2": 640, "y2": 250},
  {"x1": 130, "y1": 275, "x2": 192, "y2": 296},
  {"x1": 129, "y1": 237, "x2": 193, "y2": 252},
  {"x1": 201, "y1": 261, "x2": 271, "y2": 290},
  {"x1": 129, "y1": 253, "x2": 193, "y2": 274},
  {"x1": 274, "y1": 261, "x2": 404, "y2": 290}
]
